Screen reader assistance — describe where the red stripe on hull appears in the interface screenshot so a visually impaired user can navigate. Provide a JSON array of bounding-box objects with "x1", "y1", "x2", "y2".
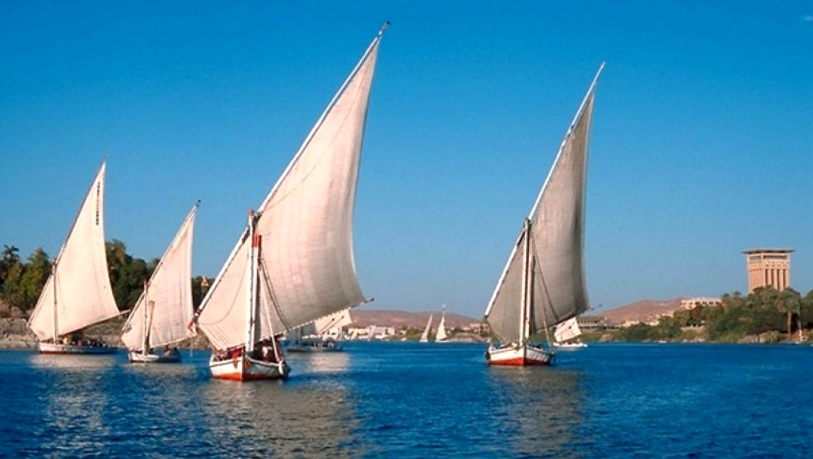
[{"x1": 488, "y1": 357, "x2": 550, "y2": 366}]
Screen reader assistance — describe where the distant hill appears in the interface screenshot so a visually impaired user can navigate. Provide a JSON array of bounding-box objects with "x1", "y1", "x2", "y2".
[
  {"x1": 349, "y1": 309, "x2": 480, "y2": 329},
  {"x1": 599, "y1": 298, "x2": 685, "y2": 324}
]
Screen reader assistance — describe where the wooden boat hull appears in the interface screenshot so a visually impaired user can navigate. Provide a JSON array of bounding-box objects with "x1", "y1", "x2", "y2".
[
  {"x1": 128, "y1": 351, "x2": 182, "y2": 364},
  {"x1": 486, "y1": 343, "x2": 553, "y2": 366},
  {"x1": 209, "y1": 354, "x2": 290, "y2": 381},
  {"x1": 38, "y1": 342, "x2": 118, "y2": 355}
]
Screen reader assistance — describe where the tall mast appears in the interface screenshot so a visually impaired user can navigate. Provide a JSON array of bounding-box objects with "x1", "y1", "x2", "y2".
[
  {"x1": 52, "y1": 262, "x2": 58, "y2": 343},
  {"x1": 519, "y1": 219, "x2": 532, "y2": 344},
  {"x1": 245, "y1": 211, "x2": 258, "y2": 352}
]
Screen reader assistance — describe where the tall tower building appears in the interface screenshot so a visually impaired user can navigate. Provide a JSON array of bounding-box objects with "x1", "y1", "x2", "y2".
[{"x1": 743, "y1": 248, "x2": 793, "y2": 293}]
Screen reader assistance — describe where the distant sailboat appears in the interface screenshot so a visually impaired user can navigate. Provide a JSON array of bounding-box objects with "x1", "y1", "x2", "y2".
[
  {"x1": 121, "y1": 202, "x2": 199, "y2": 363},
  {"x1": 553, "y1": 317, "x2": 587, "y2": 349},
  {"x1": 419, "y1": 315, "x2": 433, "y2": 343},
  {"x1": 484, "y1": 64, "x2": 604, "y2": 366},
  {"x1": 286, "y1": 309, "x2": 352, "y2": 352},
  {"x1": 27, "y1": 161, "x2": 120, "y2": 354},
  {"x1": 190, "y1": 23, "x2": 388, "y2": 381},
  {"x1": 435, "y1": 306, "x2": 449, "y2": 343}
]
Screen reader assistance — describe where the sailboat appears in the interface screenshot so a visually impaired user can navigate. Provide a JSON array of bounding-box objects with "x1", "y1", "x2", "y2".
[
  {"x1": 286, "y1": 309, "x2": 352, "y2": 352},
  {"x1": 419, "y1": 315, "x2": 433, "y2": 343},
  {"x1": 189, "y1": 23, "x2": 388, "y2": 381},
  {"x1": 27, "y1": 161, "x2": 120, "y2": 354},
  {"x1": 553, "y1": 317, "x2": 587, "y2": 349},
  {"x1": 435, "y1": 306, "x2": 450, "y2": 343},
  {"x1": 121, "y1": 202, "x2": 199, "y2": 363},
  {"x1": 484, "y1": 64, "x2": 604, "y2": 366}
]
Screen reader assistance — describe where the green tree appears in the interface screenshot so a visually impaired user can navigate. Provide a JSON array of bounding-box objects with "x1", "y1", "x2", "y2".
[
  {"x1": 777, "y1": 288, "x2": 802, "y2": 339},
  {"x1": 0, "y1": 244, "x2": 21, "y2": 288},
  {"x1": 19, "y1": 248, "x2": 51, "y2": 312}
]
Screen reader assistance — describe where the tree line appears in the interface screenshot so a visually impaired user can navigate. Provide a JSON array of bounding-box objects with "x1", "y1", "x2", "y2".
[
  {"x1": 0, "y1": 243, "x2": 209, "y2": 317},
  {"x1": 608, "y1": 287, "x2": 813, "y2": 343}
]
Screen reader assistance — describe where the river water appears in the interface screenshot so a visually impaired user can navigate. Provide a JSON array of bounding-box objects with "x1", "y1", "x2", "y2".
[{"x1": 1, "y1": 342, "x2": 811, "y2": 458}]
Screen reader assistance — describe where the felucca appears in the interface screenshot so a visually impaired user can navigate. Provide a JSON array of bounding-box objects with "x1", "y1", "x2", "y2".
[
  {"x1": 484, "y1": 64, "x2": 604, "y2": 366},
  {"x1": 120, "y1": 201, "x2": 199, "y2": 363},
  {"x1": 190, "y1": 23, "x2": 388, "y2": 381},
  {"x1": 27, "y1": 161, "x2": 120, "y2": 354},
  {"x1": 419, "y1": 315, "x2": 433, "y2": 343},
  {"x1": 285, "y1": 309, "x2": 352, "y2": 353}
]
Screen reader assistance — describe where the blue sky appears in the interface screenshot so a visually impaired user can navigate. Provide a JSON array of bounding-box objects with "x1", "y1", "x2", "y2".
[{"x1": 1, "y1": 1, "x2": 811, "y2": 318}]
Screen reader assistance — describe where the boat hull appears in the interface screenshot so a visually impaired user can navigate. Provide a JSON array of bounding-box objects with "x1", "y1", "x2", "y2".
[
  {"x1": 286, "y1": 340, "x2": 343, "y2": 353},
  {"x1": 486, "y1": 343, "x2": 553, "y2": 366},
  {"x1": 128, "y1": 351, "x2": 182, "y2": 364},
  {"x1": 553, "y1": 342, "x2": 588, "y2": 350},
  {"x1": 209, "y1": 355, "x2": 290, "y2": 381},
  {"x1": 38, "y1": 342, "x2": 118, "y2": 355}
]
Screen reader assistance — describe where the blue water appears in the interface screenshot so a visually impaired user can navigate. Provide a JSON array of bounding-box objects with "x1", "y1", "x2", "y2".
[{"x1": 1, "y1": 342, "x2": 811, "y2": 458}]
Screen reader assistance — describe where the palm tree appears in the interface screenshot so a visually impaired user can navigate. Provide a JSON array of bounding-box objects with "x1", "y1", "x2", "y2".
[{"x1": 777, "y1": 288, "x2": 802, "y2": 340}]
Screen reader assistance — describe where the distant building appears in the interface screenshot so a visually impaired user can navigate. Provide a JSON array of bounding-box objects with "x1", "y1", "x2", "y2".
[
  {"x1": 743, "y1": 248, "x2": 792, "y2": 293},
  {"x1": 680, "y1": 297, "x2": 721, "y2": 310}
]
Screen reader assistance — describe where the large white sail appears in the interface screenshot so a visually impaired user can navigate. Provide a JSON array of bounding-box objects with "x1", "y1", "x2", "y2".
[
  {"x1": 28, "y1": 161, "x2": 120, "y2": 340},
  {"x1": 198, "y1": 25, "x2": 386, "y2": 351},
  {"x1": 121, "y1": 202, "x2": 198, "y2": 351},
  {"x1": 485, "y1": 65, "x2": 603, "y2": 344}
]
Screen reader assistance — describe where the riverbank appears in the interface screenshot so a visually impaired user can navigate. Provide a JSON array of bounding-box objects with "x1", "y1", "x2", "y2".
[{"x1": 0, "y1": 317, "x2": 210, "y2": 350}]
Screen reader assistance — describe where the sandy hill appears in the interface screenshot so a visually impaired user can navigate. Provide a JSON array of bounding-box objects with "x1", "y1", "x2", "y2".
[
  {"x1": 599, "y1": 298, "x2": 685, "y2": 324},
  {"x1": 349, "y1": 309, "x2": 479, "y2": 329}
]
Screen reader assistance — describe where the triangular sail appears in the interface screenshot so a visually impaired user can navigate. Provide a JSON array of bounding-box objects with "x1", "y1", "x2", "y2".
[
  {"x1": 121, "y1": 202, "x2": 198, "y2": 351},
  {"x1": 28, "y1": 161, "x2": 119, "y2": 340},
  {"x1": 197, "y1": 25, "x2": 387, "y2": 351},
  {"x1": 419, "y1": 315, "x2": 433, "y2": 342},
  {"x1": 313, "y1": 309, "x2": 353, "y2": 336},
  {"x1": 435, "y1": 312, "x2": 448, "y2": 342},
  {"x1": 484, "y1": 64, "x2": 603, "y2": 344},
  {"x1": 553, "y1": 317, "x2": 582, "y2": 343}
]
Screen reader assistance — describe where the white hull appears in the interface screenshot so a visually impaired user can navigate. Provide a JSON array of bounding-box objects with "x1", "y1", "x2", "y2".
[
  {"x1": 486, "y1": 343, "x2": 553, "y2": 366},
  {"x1": 209, "y1": 354, "x2": 290, "y2": 381},
  {"x1": 128, "y1": 350, "x2": 182, "y2": 363},
  {"x1": 286, "y1": 340, "x2": 343, "y2": 353},
  {"x1": 553, "y1": 341, "x2": 587, "y2": 350},
  {"x1": 38, "y1": 342, "x2": 118, "y2": 355}
]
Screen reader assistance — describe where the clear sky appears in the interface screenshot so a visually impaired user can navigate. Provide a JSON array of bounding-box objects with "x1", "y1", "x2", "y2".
[{"x1": 1, "y1": 1, "x2": 811, "y2": 319}]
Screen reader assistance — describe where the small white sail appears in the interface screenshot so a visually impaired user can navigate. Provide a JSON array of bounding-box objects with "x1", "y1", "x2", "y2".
[
  {"x1": 485, "y1": 64, "x2": 604, "y2": 345},
  {"x1": 553, "y1": 317, "x2": 582, "y2": 343},
  {"x1": 419, "y1": 315, "x2": 433, "y2": 343},
  {"x1": 28, "y1": 161, "x2": 120, "y2": 341},
  {"x1": 313, "y1": 309, "x2": 353, "y2": 336},
  {"x1": 435, "y1": 312, "x2": 448, "y2": 342},
  {"x1": 197, "y1": 25, "x2": 386, "y2": 351},
  {"x1": 121, "y1": 202, "x2": 198, "y2": 351}
]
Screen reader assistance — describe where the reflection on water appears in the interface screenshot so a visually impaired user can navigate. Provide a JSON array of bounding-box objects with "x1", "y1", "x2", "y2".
[
  {"x1": 487, "y1": 365, "x2": 585, "y2": 458},
  {"x1": 26, "y1": 353, "x2": 118, "y2": 456},
  {"x1": 200, "y1": 366, "x2": 358, "y2": 457}
]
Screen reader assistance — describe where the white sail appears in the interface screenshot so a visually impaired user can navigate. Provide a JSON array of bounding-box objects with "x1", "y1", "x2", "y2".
[
  {"x1": 121, "y1": 202, "x2": 198, "y2": 351},
  {"x1": 313, "y1": 309, "x2": 353, "y2": 336},
  {"x1": 435, "y1": 312, "x2": 448, "y2": 342},
  {"x1": 197, "y1": 25, "x2": 386, "y2": 351},
  {"x1": 553, "y1": 317, "x2": 582, "y2": 343},
  {"x1": 28, "y1": 161, "x2": 120, "y2": 341},
  {"x1": 419, "y1": 315, "x2": 433, "y2": 343},
  {"x1": 485, "y1": 64, "x2": 604, "y2": 344}
]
